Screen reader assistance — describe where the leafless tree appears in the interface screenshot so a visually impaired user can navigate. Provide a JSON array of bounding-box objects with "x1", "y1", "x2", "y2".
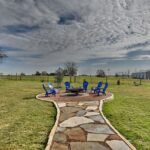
[
  {"x1": 41, "y1": 71, "x2": 48, "y2": 76},
  {"x1": 96, "y1": 69, "x2": 105, "y2": 77},
  {"x1": 35, "y1": 71, "x2": 41, "y2": 76},
  {"x1": 65, "y1": 62, "x2": 77, "y2": 82}
]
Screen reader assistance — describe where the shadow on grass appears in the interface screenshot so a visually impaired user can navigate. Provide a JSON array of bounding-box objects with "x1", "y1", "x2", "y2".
[{"x1": 22, "y1": 95, "x2": 37, "y2": 100}]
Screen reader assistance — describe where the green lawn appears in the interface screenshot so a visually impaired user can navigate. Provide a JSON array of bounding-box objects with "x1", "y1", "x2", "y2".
[
  {"x1": 103, "y1": 79, "x2": 150, "y2": 150},
  {"x1": 0, "y1": 76, "x2": 150, "y2": 150},
  {"x1": 0, "y1": 79, "x2": 56, "y2": 150}
]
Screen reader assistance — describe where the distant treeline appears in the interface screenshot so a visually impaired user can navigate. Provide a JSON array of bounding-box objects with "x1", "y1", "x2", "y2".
[{"x1": 0, "y1": 74, "x2": 107, "y2": 83}]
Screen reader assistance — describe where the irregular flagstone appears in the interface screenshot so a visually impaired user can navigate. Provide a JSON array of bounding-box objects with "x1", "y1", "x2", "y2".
[
  {"x1": 51, "y1": 142, "x2": 68, "y2": 150},
  {"x1": 57, "y1": 103, "x2": 66, "y2": 108},
  {"x1": 84, "y1": 112, "x2": 99, "y2": 116},
  {"x1": 64, "y1": 127, "x2": 86, "y2": 141},
  {"x1": 78, "y1": 102, "x2": 84, "y2": 106},
  {"x1": 56, "y1": 127, "x2": 66, "y2": 132},
  {"x1": 106, "y1": 140, "x2": 131, "y2": 150},
  {"x1": 60, "y1": 107, "x2": 82, "y2": 122},
  {"x1": 66, "y1": 102, "x2": 78, "y2": 107},
  {"x1": 60, "y1": 107, "x2": 82, "y2": 114},
  {"x1": 86, "y1": 106, "x2": 98, "y2": 110},
  {"x1": 76, "y1": 110, "x2": 87, "y2": 116},
  {"x1": 53, "y1": 132, "x2": 67, "y2": 143},
  {"x1": 59, "y1": 111, "x2": 76, "y2": 122},
  {"x1": 59, "y1": 116, "x2": 94, "y2": 127},
  {"x1": 70, "y1": 142, "x2": 110, "y2": 150},
  {"x1": 107, "y1": 134, "x2": 122, "y2": 140},
  {"x1": 87, "y1": 115, "x2": 105, "y2": 123},
  {"x1": 58, "y1": 102, "x2": 66, "y2": 108},
  {"x1": 87, "y1": 133, "x2": 109, "y2": 142},
  {"x1": 78, "y1": 101, "x2": 99, "y2": 106},
  {"x1": 80, "y1": 123, "x2": 114, "y2": 134}
]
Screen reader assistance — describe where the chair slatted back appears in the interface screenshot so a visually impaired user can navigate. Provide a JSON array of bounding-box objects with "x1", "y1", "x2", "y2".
[
  {"x1": 83, "y1": 81, "x2": 88, "y2": 91},
  {"x1": 97, "y1": 82, "x2": 102, "y2": 89},
  {"x1": 65, "y1": 81, "x2": 70, "y2": 90}
]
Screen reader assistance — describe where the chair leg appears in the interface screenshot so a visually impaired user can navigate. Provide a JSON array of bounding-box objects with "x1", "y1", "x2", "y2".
[
  {"x1": 52, "y1": 90, "x2": 56, "y2": 96},
  {"x1": 52, "y1": 93, "x2": 55, "y2": 96},
  {"x1": 45, "y1": 92, "x2": 48, "y2": 97},
  {"x1": 102, "y1": 92, "x2": 106, "y2": 95}
]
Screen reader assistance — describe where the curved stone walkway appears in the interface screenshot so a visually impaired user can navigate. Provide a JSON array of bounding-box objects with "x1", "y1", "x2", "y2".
[{"x1": 36, "y1": 93, "x2": 136, "y2": 150}]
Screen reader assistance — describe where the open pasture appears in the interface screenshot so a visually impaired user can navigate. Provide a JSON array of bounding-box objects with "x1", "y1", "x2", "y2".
[{"x1": 0, "y1": 76, "x2": 149, "y2": 150}]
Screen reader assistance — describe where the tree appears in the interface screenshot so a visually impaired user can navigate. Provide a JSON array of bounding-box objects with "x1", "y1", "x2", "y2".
[
  {"x1": 63, "y1": 69, "x2": 68, "y2": 76},
  {"x1": 55, "y1": 67, "x2": 64, "y2": 87},
  {"x1": 96, "y1": 69, "x2": 105, "y2": 77},
  {"x1": 49, "y1": 72, "x2": 56, "y2": 76},
  {"x1": 35, "y1": 71, "x2": 41, "y2": 76},
  {"x1": 20, "y1": 72, "x2": 25, "y2": 76},
  {"x1": 41, "y1": 71, "x2": 48, "y2": 76},
  {"x1": 127, "y1": 69, "x2": 130, "y2": 78},
  {"x1": 115, "y1": 73, "x2": 119, "y2": 77},
  {"x1": 65, "y1": 62, "x2": 77, "y2": 82}
]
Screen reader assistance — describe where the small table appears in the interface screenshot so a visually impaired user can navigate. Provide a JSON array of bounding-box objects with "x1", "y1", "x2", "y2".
[{"x1": 68, "y1": 88, "x2": 84, "y2": 95}]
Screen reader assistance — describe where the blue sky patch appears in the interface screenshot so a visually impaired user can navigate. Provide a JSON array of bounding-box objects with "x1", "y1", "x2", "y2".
[
  {"x1": 3, "y1": 24, "x2": 39, "y2": 34},
  {"x1": 0, "y1": 46, "x2": 23, "y2": 52},
  {"x1": 58, "y1": 12, "x2": 82, "y2": 25},
  {"x1": 126, "y1": 50, "x2": 150, "y2": 58}
]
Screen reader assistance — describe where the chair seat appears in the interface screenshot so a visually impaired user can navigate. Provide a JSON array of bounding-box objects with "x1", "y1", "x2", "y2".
[{"x1": 42, "y1": 84, "x2": 56, "y2": 97}]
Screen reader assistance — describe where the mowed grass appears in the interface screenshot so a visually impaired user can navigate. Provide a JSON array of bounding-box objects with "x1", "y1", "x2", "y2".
[
  {"x1": 0, "y1": 76, "x2": 150, "y2": 150},
  {"x1": 0, "y1": 79, "x2": 56, "y2": 150},
  {"x1": 103, "y1": 79, "x2": 150, "y2": 150}
]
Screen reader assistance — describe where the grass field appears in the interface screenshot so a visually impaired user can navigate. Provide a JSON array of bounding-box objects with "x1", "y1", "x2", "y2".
[
  {"x1": 0, "y1": 76, "x2": 150, "y2": 150},
  {"x1": 0, "y1": 79, "x2": 56, "y2": 150},
  {"x1": 103, "y1": 79, "x2": 150, "y2": 150}
]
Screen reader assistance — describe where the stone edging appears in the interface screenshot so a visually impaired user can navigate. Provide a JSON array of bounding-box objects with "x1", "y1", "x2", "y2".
[
  {"x1": 99, "y1": 94, "x2": 137, "y2": 150},
  {"x1": 36, "y1": 94, "x2": 60, "y2": 150}
]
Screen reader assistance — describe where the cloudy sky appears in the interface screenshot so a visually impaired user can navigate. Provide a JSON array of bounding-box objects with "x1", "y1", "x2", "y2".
[{"x1": 0, "y1": 0, "x2": 150, "y2": 75}]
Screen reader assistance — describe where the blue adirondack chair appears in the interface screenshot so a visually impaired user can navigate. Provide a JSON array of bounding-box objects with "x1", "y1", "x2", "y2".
[
  {"x1": 42, "y1": 84, "x2": 56, "y2": 97},
  {"x1": 64, "y1": 81, "x2": 70, "y2": 92},
  {"x1": 83, "y1": 80, "x2": 88, "y2": 92},
  {"x1": 94, "y1": 82, "x2": 102, "y2": 93},
  {"x1": 48, "y1": 82, "x2": 54, "y2": 90},
  {"x1": 98, "y1": 82, "x2": 109, "y2": 95}
]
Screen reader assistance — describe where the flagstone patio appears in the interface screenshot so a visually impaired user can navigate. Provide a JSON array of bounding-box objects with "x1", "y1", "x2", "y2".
[{"x1": 36, "y1": 92, "x2": 136, "y2": 150}]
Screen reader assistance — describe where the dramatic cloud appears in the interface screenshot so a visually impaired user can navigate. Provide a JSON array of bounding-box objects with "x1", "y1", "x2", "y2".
[{"x1": 0, "y1": 0, "x2": 150, "y2": 74}]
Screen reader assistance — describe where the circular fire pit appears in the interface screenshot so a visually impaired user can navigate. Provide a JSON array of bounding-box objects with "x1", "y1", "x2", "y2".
[
  {"x1": 67, "y1": 88, "x2": 84, "y2": 95},
  {"x1": 60, "y1": 92, "x2": 89, "y2": 97}
]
